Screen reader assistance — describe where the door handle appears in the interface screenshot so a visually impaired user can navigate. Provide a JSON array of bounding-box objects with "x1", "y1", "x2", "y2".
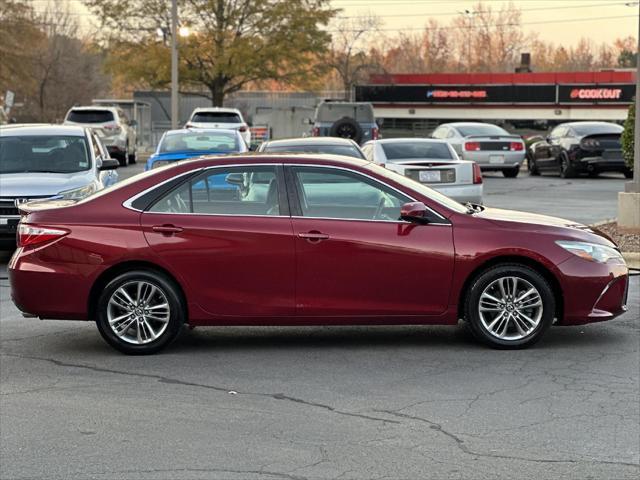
[
  {"x1": 298, "y1": 231, "x2": 329, "y2": 242},
  {"x1": 152, "y1": 224, "x2": 183, "y2": 234}
]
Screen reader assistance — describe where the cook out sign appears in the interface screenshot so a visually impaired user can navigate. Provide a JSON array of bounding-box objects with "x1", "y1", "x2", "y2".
[{"x1": 569, "y1": 88, "x2": 622, "y2": 100}]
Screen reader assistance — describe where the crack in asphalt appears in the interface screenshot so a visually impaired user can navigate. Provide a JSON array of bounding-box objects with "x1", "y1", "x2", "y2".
[
  {"x1": 0, "y1": 352, "x2": 397, "y2": 425},
  {"x1": 375, "y1": 410, "x2": 639, "y2": 468}
]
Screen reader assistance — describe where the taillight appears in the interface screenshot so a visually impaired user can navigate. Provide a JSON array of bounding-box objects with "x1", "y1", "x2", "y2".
[
  {"x1": 103, "y1": 123, "x2": 121, "y2": 134},
  {"x1": 582, "y1": 138, "x2": 600, "y2": 148},
  {"x1": 238, "y1": 125, "x2": 248, "y2": 132},
  {"x1": 312, "y1": 127, "x2": 320, "y2": 137},
  {"x1": 472, "y1": 162, "x2": 483, "y2": 184},
  {"x1": 510, "y1": 142, "x2": 524, "y2": 151},
  {"x1": 372, "y1": 127, "x2": 379, "y2": 140},
  {"x1": 18, "y1": 224, "x2": 69, "y2": 247},
  {"x1": 465, "y1": 142, "x2": 481, "y2": 151}
]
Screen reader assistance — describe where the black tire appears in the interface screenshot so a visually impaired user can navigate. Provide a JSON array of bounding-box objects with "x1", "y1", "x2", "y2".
[
  {"x1": 116, "y1": 153, "x2": 127, "y2": 167},
  {"x1": 329, "y1": 116, "x2": 363, "y2": 144},
  {"x1": 502, "y1": 166, "x2": 520, "y2": 178},
  {"x1": 624, "y1": 168, "x2": 633, "y2": 179},
  {"x1": 527, "y1": 154, "x2": 540, "y2": 176},
  {"x1": 128, "y1": 149, "x2": 137, "y2": 164},
  {"x1": 464, "y1": 264, "x2": 555, "y2": 349},
  {"x1": 95, "y1": 270, "x2": 185, "y2": 355},
  {"x1": 559, "y1": 154, "x2": 577, "y2": 178}
]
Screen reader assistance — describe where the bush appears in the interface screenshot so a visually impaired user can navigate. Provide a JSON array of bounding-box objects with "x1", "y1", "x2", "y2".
[{"x1": 621, "y1": 102, "x2": 635, "y2": 170}]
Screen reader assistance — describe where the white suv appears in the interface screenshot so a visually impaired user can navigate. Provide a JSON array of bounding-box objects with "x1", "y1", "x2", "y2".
[
  {"x1": 185, "y1": 107, "x2": 250, "y2": 146},
  {"x1": 64, "y1": 106, "x2": 137, "y2": 166}
]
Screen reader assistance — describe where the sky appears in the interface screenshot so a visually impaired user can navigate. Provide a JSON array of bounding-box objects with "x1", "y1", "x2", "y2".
[{"x1": 33, "y1": 0, "x2": 639, "y2": 47}]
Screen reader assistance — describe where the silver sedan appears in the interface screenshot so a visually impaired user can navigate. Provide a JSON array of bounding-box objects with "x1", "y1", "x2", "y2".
[{"x1": 431, "y1": 122, "x2": 526, "y2": 178}]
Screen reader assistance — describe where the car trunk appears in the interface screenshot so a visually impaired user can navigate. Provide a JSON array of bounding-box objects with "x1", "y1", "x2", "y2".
[
  {"x1": 580, "y1": 134, "x2": 622, "y2": 160},
  {"x1": 390, "y1": 160, "x2": 468, "y2": 185}
]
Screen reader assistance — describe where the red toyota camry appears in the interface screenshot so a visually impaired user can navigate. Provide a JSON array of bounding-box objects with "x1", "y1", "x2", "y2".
[{"x1": 9, "y1": 155, "x2": 629, "y2": 354}]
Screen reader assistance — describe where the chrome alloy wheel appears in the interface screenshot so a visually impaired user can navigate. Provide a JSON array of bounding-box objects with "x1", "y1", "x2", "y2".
[
  {"x1": 478, "y1": 276, "x2": 543, "y2": 341},
  {"x1": 107, "y1": 281, "x2": 171, "y2": 345}
]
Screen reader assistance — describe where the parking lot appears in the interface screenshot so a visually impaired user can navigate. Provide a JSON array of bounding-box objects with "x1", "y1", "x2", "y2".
[{"x1": 1, "y1": 163, "x2": 638, "y2": 480}]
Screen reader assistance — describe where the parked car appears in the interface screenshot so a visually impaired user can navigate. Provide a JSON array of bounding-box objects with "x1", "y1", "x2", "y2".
[
  {"x1": 310, "y1": 101, "x2": 378, "y2": 145},
  {"x1": 361, "y1": 138, "x2": 483, "y2": 204},
  {"x1": 185, "y1": 107, "x2": 251, "y2": 146},
  {"x1": 526, "y1": 122, "x2": 630, "y2": 178},
  {"x1": 432, "y1": 122, "x2": 525, "y2": 177},
  {"x1": 64, "y1": 106, "x2": 137, "y2": 166},
  {"x1": 0, "y1": 124, "x2": 119, "y2": 249},
  {"x1": 10, "y1": 154, "x2": 628, "y2": 354},
  {"x1": 257, "y1": 136, "x2": 365, "y2": 159},
  {"x1": 146, "y1": 128, "x2": 248, "y2": 170}
]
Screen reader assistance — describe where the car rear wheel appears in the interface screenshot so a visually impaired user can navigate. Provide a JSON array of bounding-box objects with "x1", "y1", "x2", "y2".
[
  {"x1": 527, "y1": 154, "x2": 540, "y2": 176},
  {"x1": 464, "y1": 264, "x2": 555, "y2": 349},
  {"x1": 95, "y1": 270, "x2": 185, "y2": 355},
  {"x1": 502, "y1": 166, "x2": 520, "y2": 178},
  {"x1": 128, "y1": 149, "x2": 137, "y2": 164}
]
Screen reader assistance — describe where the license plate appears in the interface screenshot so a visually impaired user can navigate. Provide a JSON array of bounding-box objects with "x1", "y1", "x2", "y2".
[
  {"x1": 602, "y1": 150, "x2": 622, "y2": 160},
  {"x1": 489, "y1": 155, "x2": 504, "y2": 164},
  {"x1": 419, "y1": 170, "x2": 441, "y2": 182}
]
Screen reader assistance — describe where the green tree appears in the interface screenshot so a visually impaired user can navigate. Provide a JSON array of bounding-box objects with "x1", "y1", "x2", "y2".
[
  {"x1": 85, "y1": 0, "x2": 336, "y2": 105},
  {"x1": 621, "y1": 101, "x2": 635, "y2": 171}
]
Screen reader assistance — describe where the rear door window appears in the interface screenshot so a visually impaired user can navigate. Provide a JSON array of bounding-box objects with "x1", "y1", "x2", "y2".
[{"x1": 67, "y1": 110, "x2": 114, "y2": 124}]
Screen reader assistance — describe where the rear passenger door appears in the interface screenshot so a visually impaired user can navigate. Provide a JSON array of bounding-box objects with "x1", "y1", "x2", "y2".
[{"x1": 140, "y1": 164, "x2": 296, "y2": 318}]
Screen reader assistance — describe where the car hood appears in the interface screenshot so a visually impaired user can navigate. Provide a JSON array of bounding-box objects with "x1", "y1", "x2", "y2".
[
  {"x1": 473, "y1": 207, "x2": 614, "y2": 245},
  {"x1": 0, "y1": 171, "x2": 95, "y2": 198}
]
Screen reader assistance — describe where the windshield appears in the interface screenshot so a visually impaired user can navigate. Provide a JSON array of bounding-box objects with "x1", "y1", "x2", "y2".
[
  {"x1": 317, "y1": 103, "x2": 374, "y2": 123},
  {"x1": 0, "y1": 135, "x2": 91, "y2": 174},
  {"x1": 381, "y1": 142, "x2": 453, "y2": 160},
  {"x1": 364, "y1": 162, "x2": 468, "y2": 214},
  {"x1": 456, "y1": 124, "x2": 509, "y2": 137},
  {"x1": 191, "y1": 112, "x2": 241, "y2": 123},
  {"x1": 262, "y1": 144, "x2": 365, "y2": 159},
  {"x1": 67, "y1": 110, "x2": 114, "y2": 124},
  {"x1": 572, "y1": 123, "x2": 623, "y2": 136},
  {"x1": 159, "y1": 132, "x2": 240, "y2": 153}
]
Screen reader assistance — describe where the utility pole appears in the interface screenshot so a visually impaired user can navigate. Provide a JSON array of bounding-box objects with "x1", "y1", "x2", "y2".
[{"x1": 170, "y1": 0, "x2": 179, "y2": 130}]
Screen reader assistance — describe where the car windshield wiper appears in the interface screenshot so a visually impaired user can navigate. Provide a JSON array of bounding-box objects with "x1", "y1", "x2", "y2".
[{"x1": 464, "y1": 202, "x2": 485, "y2": 214}]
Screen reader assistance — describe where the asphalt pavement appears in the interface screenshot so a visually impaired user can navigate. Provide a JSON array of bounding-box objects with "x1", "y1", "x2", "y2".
[{"x1": 1, "y1": 162, "x2": 638, "y2": 479}]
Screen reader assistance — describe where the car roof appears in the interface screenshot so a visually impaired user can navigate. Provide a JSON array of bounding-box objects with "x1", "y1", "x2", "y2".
[
  {"x1": 67, "y1": 106, "x2": 116, "y2": 112},
  {"x1": 559, "y1": 121, "x2": 622, "y2": 129},
  {"x1": 263, "y1": 137, "x2": 358, "y2": 147},
  {"x1": 164, "y1": 128, "x2": 238, "y2": 136},
  {"x1": 171, "y1": 153, "x2": 371, "y2": 170},
  {"x1": 0, "y1": 124, "x2": 87, "y2": 136},
  {"x1": 191, "y1": 107, "x2": 241, "y2": 113},
  {"x1": 439, "y1": 122, "x2": 503, "y2": 128}
]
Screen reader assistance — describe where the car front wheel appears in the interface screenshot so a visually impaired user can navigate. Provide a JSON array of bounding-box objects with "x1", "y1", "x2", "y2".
[
  {"x1": 95, "y1": 270, "x2": 185, "y2": 354},
  {"x1": 464, "y1": 264, "x2": 555, "y2": 349}
]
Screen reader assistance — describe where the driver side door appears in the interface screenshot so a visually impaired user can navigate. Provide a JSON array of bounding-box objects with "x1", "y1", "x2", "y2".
[{"x1": 287, "y1": 165, "x2": 455, "y2": 319}]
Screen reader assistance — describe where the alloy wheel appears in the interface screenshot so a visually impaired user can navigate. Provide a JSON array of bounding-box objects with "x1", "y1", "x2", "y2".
[
  {"x1": 107, "y1": 280, "x2": 171, "y2": 344},
  {"x1": 478, "y1": 276, "x2": 543, "y2": 341}
]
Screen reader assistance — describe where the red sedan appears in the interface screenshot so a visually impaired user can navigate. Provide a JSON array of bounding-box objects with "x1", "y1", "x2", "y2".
[{"x1": 9, "y1": 155, "x2": 629, "y2": 354}]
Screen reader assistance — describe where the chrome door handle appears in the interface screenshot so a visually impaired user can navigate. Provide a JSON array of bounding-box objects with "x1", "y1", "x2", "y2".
[
  {"x1": 298, "y1": 231, "x2": 329, "y2": 241},
  {"x1": 152, "y1": 224, "x2": 183, "y2": 234}
]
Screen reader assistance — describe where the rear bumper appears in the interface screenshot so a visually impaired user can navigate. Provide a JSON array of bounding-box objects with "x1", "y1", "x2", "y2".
[
  {"x1": 556, "y1": 256, "x2": 629, "y2": 325},
  {"x1": 430, "y1": 184, "x2": 483, "y2": 204},
  {"x1": 576, "y1": 156, "x2": 627, "y2": 173},
  {"x1": 462, "y1": 151, "x2": 525, "y2": 169}
]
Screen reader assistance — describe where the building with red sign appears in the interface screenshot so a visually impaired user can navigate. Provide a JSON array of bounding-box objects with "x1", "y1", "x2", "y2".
[{"x1": 355, "y1": 70, "x2": 635, "y2": 136}]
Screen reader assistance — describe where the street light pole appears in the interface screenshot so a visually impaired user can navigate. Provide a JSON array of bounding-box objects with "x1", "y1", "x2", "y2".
[{"x1": 170, "y1": 0, "x2": 179, "y2": 130}]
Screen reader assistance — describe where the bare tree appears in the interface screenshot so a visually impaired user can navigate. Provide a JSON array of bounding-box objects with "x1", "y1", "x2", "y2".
[{"x1": 326, "y1": 14, "x2": 382, "y2": 100}]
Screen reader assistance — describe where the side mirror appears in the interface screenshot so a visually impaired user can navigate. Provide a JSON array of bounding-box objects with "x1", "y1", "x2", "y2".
[
  {"x1": 400, "y1": 202, "x2": 429, "y2": 224},
  {"x1": 98, "y1": 158, "x2": 120, "y2": 170},
  {"x1": 225, "y1": 172, "x2": 245, "y2": 186}
]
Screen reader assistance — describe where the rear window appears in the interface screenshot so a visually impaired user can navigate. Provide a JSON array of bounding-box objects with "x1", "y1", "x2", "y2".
[
  {"x1": 571, "y1": 123, "x2": 623, "y2": 136},
  {"x1": 316, "y1": 103, "x2": 374, "y2": 123},
  {"x1": 261, "y1": 144, "x2": 365, "y2": 159},
  {"x1": 456, "y1": 124, "x2": 509, "y2": 137},
  {"x1": 381, "y1": 142, "x2": 453, "y2": 160},
  {"x1": 67, "y1": 110, "x2": 114, "y2": 124},
  {"x1": 191, "y1": 112, "x2": 242, "y2": 123},
  {"x1": 159, "y1": 132, "x2": 240, "y2": 153}
]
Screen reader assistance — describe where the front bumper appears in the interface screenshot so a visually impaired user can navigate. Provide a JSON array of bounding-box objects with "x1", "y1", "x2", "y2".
[{"x1": 556, "y1": 255, "x2": 629, "y2": 325}]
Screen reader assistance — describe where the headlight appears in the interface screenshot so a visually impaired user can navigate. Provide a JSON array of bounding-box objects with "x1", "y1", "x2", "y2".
[
  {"x1": 556, "y1": 240, "x2": 624, "y2": 264},
  {"x1": 58, "y1": 182, "x2": 99, "y2": 200},
  {"x1": 151, "y1": 160, "x2": 173, "y2": 169}
]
